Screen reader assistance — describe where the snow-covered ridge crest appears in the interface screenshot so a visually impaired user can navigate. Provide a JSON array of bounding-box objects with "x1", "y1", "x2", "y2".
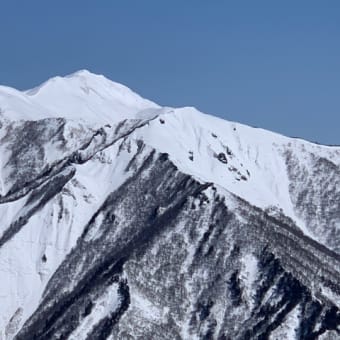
[
  {"x1": 0, "y1": 70, "x2": 339, "y2": 249},
  {"x1": 0, "y1": 69, "x2": 159, "y2": 124},
  {"x1": 0, "y1": 70, "x2": 340, "y2": 339}
]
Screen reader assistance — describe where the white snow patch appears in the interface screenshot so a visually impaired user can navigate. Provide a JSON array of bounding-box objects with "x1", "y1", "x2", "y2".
[
  {"x1": 240, "y1": 254, "x2": 258, "y2": 309},
  {"x1": 269, "y1": 305, "x2": 300, "y2": 340},
  {"x1": 68, "y1": 282, "x2": 120, "y2": 340}
]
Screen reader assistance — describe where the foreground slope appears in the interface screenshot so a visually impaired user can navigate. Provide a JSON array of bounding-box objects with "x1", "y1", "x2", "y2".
[{"x1": 0, "y1": 71, "x2": 339, "y2": 339}]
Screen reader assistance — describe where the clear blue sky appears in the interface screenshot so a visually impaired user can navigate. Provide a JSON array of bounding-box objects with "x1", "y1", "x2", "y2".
[{"x1": 0, "y1": 1, "x2": 339, "y2": 144}]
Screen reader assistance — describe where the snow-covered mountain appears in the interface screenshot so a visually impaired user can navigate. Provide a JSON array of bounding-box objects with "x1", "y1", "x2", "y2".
[{"x1": 0, "y1": 70, "x2": 339, "y2": 339}]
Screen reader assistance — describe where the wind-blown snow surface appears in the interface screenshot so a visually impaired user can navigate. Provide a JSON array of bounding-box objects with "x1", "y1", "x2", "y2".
[{"x1": 0, "y1": 71, "x2": 339, "y2": 339}]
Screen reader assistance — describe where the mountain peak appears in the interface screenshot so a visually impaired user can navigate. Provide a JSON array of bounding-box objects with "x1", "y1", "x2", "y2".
[
  {"x1": 0, "y1": 70, "x2": 339, "y2": 339},
  {"x1": 22, "y1": 70, "x2": 159, "y2": 124},
  {"x1": 63, "y1": 69, "x2": 110, "y2": 84},
  {"x1": 66, "y1": 69, "x2": 98, "y2": 77},
  {"x1": 27, "y1": 69, "x2": 128, "y2": 96}
]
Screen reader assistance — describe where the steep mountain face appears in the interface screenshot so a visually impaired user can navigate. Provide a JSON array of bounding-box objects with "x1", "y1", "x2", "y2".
[{"x1": 0, "y1": 71, "x2": 339, "y2": 340}]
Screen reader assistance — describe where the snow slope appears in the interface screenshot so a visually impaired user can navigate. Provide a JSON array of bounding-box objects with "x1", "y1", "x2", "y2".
[
  {"x1": 0, "y1": 70, "x2": 339, "y2": 339},
  {"x1": 1, "y1": 70, "x2": 339, "y2": 242},
  {"x1": 0, "y1": 70, "x2": 159, "y2": 124}
]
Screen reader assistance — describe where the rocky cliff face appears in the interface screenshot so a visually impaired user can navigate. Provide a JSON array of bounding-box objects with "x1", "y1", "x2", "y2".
[{"x1": 0, "y1": 71, "x2": 339, "y2": 339}]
